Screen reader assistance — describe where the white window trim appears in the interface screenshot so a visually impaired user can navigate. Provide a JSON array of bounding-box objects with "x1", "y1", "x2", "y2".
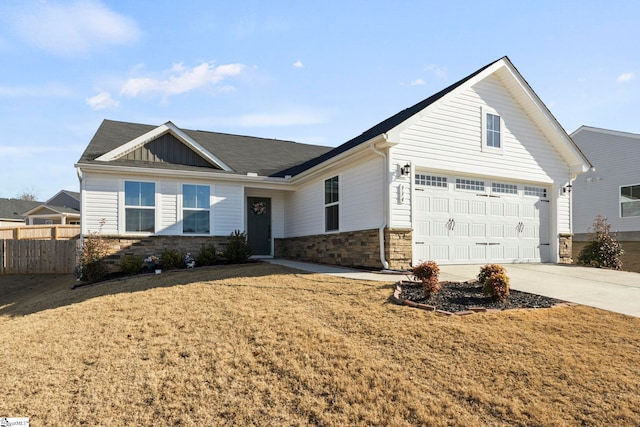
[
  {"x1": 620, "y1": 183, "x2": 640, "y2": 218},
  {"x1": 491, "y1": 182, "x2": 518, "y2": 197},
  {"x1": 120, "y1": 179, "x2": 157, "y2": 235},
  {"x1": 181, "y1": 183, "x2": 212, "y2": 235},
  {"x1": 481, "y1": 106, "x2": 504, "y2": 154},
  {"x1": 324, "y1": 175, "x2": 340, "y2": 233}
]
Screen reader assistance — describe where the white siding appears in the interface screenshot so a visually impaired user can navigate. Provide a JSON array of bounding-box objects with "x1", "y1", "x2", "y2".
[
  {"x1": 213, "y1": 183, "x2": 244, "y2": 235},
  {"x1": 284, "y1": 155, "x2": 384, "y2": 237},
  {"x1": 572, "y1": 128, "x2": 640, "y2": 235},
  {"x1": 82, "y1": 173, "x2": 119, "y2": 234}
]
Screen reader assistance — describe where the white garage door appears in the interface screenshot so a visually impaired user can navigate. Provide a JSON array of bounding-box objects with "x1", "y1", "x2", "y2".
[{"x1": 413, "y1": 173, "x2": 550, "y2": 265}]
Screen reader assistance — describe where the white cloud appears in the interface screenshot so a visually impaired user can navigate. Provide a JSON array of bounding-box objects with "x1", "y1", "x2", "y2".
[
  {"x1": 293, "y1": 60, "x2": 303, "y2": 68},
  {"x1": 120, "y1": 62, "x2": 245, "y2": 99},
  {"x1": 424, "y1": 64, "x2": 448, "y2": 78},
  {"x1": 0, "y1": 83, "x2": 72, "y2": 97},
  {"x1": 86, "y1": 91, "x2": 119, "y2": 110},
  {"x1": 617, "y1": 72, "x2": 635, "y2": 83},
  {"x1": 410, "y1": 79, "x2": 425, "y2": 86},
  {"x1": 13, "y1": 1, "x2": 140, "y2": 55}
]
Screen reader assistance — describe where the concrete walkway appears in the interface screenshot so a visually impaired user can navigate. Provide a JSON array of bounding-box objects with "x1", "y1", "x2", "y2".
[{"x1": 265, "y1": 259, "x2": 640, "y2": 318}]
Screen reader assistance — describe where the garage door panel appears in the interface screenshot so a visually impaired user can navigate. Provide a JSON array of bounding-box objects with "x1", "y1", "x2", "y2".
[
  {"x1": 455, "y1": 246, "x2": 469, "y2": 260},
  {"x1": 490, "y1": 224, "x2": 504, "y2": 238},
  {"x1": 433, "y1": 198, "x2": 449, "y2": 213},
  {"x1": 432, "y1": 221, "x2": 449, "y2": 237},
  {"x1": 470, "y1": 245, "x2": 487, "y2": 260},
  {"x1": 504, "y1": 246, "x2": 519, "y2": 259},
  {"x1": 522, "y1": 205, "x2": 537, "y2": 218},
  {"x1": 432, "y1": 246, "x2": 449, "y2": 260},
  {"x1": 470, "y1": 223, "x2": 486, "y2": 237},
  {"x1": 470, "y1": 200, "x2": 486, "y2": 215},
  {"x1": 453, "y1": 222, "x2": 469, "y2": 237},
  {"x1": 505, "y1": 203, "x2": 519, "y2": 216},
  {"x1": 415, "y1": 195, "x2": 429, "y2": 211},
  {"x1": 490, "y1": 202, "x2": 503, "y2": 216},
  {"x1": 454, "y1": 199, "x2": 468, "y2": 214}
]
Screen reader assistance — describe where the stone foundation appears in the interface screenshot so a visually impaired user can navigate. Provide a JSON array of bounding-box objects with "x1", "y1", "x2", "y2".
[
  {"x1": 93, "y1": 235, "x2": 228, "y2": 272},
  {"x1": 559, "y1": 233, "x2": 573, "y2": 264},
  {"x1": 384, "y1": 228, "x2": 412, "y2": 270},
  {"x1": 275, "y1": 229, "x2": 382, "y2": 269}
]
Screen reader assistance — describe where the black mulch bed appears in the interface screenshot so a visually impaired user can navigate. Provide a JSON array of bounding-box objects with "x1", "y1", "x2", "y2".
[{"x1": 399, "y1": 281, "x2": 566, "y2": 313}]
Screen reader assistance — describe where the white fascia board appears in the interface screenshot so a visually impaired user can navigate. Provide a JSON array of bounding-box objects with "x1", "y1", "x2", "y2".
[
  {"x1": 95, "y1": 122, "x2": 233, "y2": 172},
  {"x1": 75, "y1": 162, "x2": 295, "y2": 190},
  {"x1": 22, "y1": 205, "x2": 63, "y2": 216}
]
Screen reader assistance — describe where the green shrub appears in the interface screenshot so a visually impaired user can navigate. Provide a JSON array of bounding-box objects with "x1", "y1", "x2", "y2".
[
  {"x1": 120, "y1": 255, "x2": 143, "y2": 275},
  {"x1": 161, "y1": 249, "x2": 183, "y2": 270},
  {"x1": 79, "y1": 219, "x2": 109, "y2": 282},
  {"x1": 578, "y1": 215, "x2": 623, "y2": 270},
  {"x1": 412, "y1": 260, "x2": 441, "y2": 298},
  {"x1": 478, "y1": 264, "x2": 510, "y2": 301},
  {"x1": 223, "y1": 230, "x2": 252, "y2": 264},
  {"x1": 196, "y1": 243, "x2": 218, "y2": 266}
]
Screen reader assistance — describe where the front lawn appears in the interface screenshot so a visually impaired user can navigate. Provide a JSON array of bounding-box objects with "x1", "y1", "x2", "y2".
[{"x1": 1, "y1": 264, "x2": 639, "y2": 426}]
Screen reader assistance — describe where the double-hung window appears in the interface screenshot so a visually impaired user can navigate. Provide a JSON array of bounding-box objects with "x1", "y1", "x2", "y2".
[
  {"x1": 183, "y1": 184, "x2": 210, "y2": 233},
  {"x1": 482, "y1": 107, "x2": 503, "y2": 151},
  {"x1": 621, "y1": 184, "x2": 640, "y2": 217},
  {"x1": 125, "y1": 181, "x2": 155, "y2": 232},
  {"x1": 325, "y1": 176, "x2": 339, "y2": 232}
]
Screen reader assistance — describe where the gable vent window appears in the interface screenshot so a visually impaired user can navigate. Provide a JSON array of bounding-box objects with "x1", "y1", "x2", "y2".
[
  {"x1": 325, "y1": 176, "x2": 339, "y2": 232},
  {"x1": 415, "y1": 174, "x2": 448, "y2": 188},
  {"x1": 492, "y1": 182, "x2": 518, "y2": 195},
  {"x1": 621, "y1": 184, "x2": 640, "y2": 217},
  {"x1": 183, "y1": 184, "x2": 210, "y2": 233},
  {"x1": 124, "y1": 181, "x2": 155, "y2": 232},
  {"x1": 456, "y1": 179, "x2": 485, "y2": 192},
  {"x1": 524, "y1": 186, "x2": 547, "y2": 198}
]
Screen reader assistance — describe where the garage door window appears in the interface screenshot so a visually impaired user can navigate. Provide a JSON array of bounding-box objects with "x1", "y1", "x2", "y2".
[
  {"x1": 621, "y1": 184, "x2": 640, "y2": 217},
  {"x1": 415, "y1": 173, "x2": 447, "y2": 188},
  {"x1": 524, "y1": 186, "x2": 547, "y2": 198},
  {"x1": 456, "y1": 179, "x2": 485, "y2": 192},
  {"x1": 492, "y1": 182, "x2": 517, "y2": 195}
]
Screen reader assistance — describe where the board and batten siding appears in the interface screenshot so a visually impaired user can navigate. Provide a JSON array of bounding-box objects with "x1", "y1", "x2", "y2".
[
  {"x1": 284, "y1": 155, "x2": 383, "y2": 238},
  {"x1": 81, "y1": 172, "x2": 245, "y2": 236},
  {"x1": 572, "y1": 128, "x2": 640, "y2": 236},
  {"x1": 388, "y1": 74, "x2": 572, "y2": 234}
]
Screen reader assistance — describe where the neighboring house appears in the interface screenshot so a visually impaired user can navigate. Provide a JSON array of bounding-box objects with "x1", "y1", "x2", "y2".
[
  {"x1": 0, "y1": 198, "x2": 42, "y2": 227},
  {"x1": 571, "y1": 126, "x2": 640, "y2": 241},
  {"x1": 23, "y1": 190, "x2": 81, "y2": 225},
  {"x1": 76, "y1": 56, "x2": 591, "y2": 269}
]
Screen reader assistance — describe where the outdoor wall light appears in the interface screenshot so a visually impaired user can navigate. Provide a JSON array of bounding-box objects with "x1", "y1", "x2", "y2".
[{"x1": 400, "y1": 163, "x2": 411, "y2": 176}]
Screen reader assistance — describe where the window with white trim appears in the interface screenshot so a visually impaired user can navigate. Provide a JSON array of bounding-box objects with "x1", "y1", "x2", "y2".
[
  {"x1": 524, "y1": 186, "x2": 547, "y2": 198},
  {"x1": 183, "y1": 184, "x2": 210, "y2": 233},
  {"x1": 415, "y1": 173, "x2": 448, "y2": 188},
  {"x1": 621, "y1": 184, "x2": 640, "y2": 217},
  {"x1": 492, "y1": 182, "x2": 517, "y2": 195},
  {"x1": 456, "y1": 178, "x2": 485, "y2": 192},
  {"x1": 325, "y1": 176, "x2": 339, "y2": 231},
  {"x1": 486, "y1": 113, "x2": 501, "y2": 148},
  {"x1": 125, "y1": 181, "x2": 155, "y2": 232}
]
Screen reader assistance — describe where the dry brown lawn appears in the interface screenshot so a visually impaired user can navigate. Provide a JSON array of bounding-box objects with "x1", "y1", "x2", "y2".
[
  {"x1": 1, "y1": 264, "x2": 640, "y2": 426},
  {"x1": 573, "y1": 240, "x2": 640, "y2": 273}
]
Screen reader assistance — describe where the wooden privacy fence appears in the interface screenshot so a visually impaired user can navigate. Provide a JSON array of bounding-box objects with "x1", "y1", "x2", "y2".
[
  {"x1": 0, "y1": 225, "x2": 80, "y2": 240},
  {"x1": 0, "y1": 239, "x2": 78, "y2": 274}
]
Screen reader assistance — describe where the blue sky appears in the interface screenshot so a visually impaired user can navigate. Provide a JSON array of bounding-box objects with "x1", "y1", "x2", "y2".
[{"x1": 1, "y1": 0, "x2": 639, "y2": 200}]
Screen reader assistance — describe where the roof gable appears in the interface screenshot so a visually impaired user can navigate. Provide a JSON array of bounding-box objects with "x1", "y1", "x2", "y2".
[
  {"x1": 96, "y1": 121, "x2": 232, "y2": 171},
  {"x1": 274, "y1": 56, "x2": 591, "y2": 178}
]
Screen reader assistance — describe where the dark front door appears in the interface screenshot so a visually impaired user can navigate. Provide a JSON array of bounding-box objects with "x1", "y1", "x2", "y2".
[{"x1": 247, "y1": 197, "x2": 271, "y2": 255}]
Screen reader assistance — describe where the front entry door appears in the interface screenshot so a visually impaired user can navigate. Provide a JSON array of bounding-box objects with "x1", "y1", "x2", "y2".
[{"x1": 247, "y1": 197, "x2": 271, "y2": 255}]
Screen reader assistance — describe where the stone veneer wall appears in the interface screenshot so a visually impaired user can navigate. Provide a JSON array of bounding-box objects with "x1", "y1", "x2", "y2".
[
  {"x1": 559, "y1": 233, "x2": 573, "y2": 264},
  {"x1": 96, "y1": 235, "x2": 228, "y2": 272},
  {"x1": 274, "y1": 229, "x2": 382, "y2": 269},
  {"x1": 384, "y1": 228, "x2": 412, "y2": 271}
]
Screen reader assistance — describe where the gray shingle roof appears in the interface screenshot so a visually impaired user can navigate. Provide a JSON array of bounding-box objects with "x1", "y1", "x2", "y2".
[
  {"x1": 0, "y1": 198, "x2": 43, "y2": 221},
  {"x1": 78, "y1": 120, "x2": 333, "y2": 176}
]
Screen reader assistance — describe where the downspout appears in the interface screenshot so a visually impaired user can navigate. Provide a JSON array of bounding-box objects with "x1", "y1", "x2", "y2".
[{"x1": 370, "y1": 139, "x2": 389, "y2": 269}]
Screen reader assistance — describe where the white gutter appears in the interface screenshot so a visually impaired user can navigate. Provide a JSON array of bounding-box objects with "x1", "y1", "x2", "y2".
[{"x1": 369, "y1": 139, "x2": 389, "y2": 270}]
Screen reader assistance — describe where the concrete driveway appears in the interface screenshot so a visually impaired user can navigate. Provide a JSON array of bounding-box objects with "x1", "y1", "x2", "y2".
[{"x1": 266, "y1": 259, "x2": 640, "y2": 318}]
